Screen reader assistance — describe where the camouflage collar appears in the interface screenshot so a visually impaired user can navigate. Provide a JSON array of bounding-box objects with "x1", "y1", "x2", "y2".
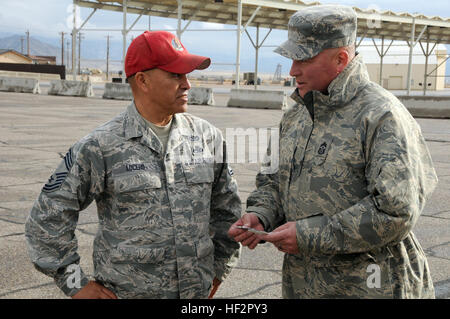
[
  {"x1": 290, "y1": 54, "x2": 370, "y2": 109},
  {"x1": 166, "y1": 113, "x2": 194, "y2": 149},
  {"x1": 315, "y1": 54, "x2": 370, "y2": 108},
  {"x1": 124, "y1": 102, "x2": 147, "y2": 140},
  {"x1": 123, "y1": 102, "x2": 193, "y2": 154},
  {"x1": 290, "y1": 89, "x2": 303, "y2": 105}
]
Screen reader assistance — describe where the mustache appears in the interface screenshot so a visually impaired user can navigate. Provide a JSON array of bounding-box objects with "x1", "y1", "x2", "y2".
[{"x1": 177, "y1": 90, "x2": 189, "y2": 98}]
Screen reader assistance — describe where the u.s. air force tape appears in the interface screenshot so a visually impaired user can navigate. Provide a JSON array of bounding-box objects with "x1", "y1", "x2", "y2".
[{"x1": 43, "y1": 148, "x2": 74, "y2": 193}]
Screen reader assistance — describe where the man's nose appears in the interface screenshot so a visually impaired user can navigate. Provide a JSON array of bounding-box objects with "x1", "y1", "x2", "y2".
[
  {"x1": 180, "y1": 74, "x2": 191, "y2": 90},
  {"x1": 289, "y1": 60, "x2": 302, "y2": 77}
]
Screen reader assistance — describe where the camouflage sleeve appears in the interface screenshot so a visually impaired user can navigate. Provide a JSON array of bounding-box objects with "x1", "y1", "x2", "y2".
[
  {"x1": 25, "y1": 136, "x2": 105, "y2": 296},
  {"x1": 295, "y1": 110, "x2": 438, "y2": 256},
  {"x1": 246, "y1": 125, "x2": 284, "y2": 231},
  {"x1": 210, "y1": 134, "x2": 242, "y2": 282}
]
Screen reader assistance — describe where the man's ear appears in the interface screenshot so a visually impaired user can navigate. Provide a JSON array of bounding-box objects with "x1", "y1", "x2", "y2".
[
  {"x1": 134, "y1": 72, "x2": 151, "y2": 92},
  {"x1": 336, "y1": 49, "x2": 350, "y2": 73}
]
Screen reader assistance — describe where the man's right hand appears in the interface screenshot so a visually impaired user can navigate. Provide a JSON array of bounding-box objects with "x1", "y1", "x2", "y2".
[
  {"x1": 228, "y1": 213, "x2": 265, "y2": 249},
  {"x1": 72, "y1": 281, "x2": 118, "y2": 299}
]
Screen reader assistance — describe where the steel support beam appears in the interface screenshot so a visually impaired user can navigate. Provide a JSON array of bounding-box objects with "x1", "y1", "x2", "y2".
[
  {"x1": 235, "y1": 0, "x2": 242, "y2": 90},
  {"x1": 419, "y1": 40, "x2": 438, "y2": 95},
  {"x1": 356, "y1": 32, "x2": 367, "y2": 49},
  {"x1": 177, "y1": 0, "x2": 182, "y2": 39},
  {"x1": 242, "y1": 6, "x2": 261, "y2": 33},
  {"x1": 372, "y1": 36, "x2": 393, "y2": 86},
  {"x1": 427, "y1": 54, "x2": 450, "y2": 76},
  {"x1": 72, "y1": 3, "x2": 98, "y2": 78},
  {"x1": 122, "y1": 0, "x2": 127, "y2": 83},
  {"x1": 407, "y1": 19, "x2": 427, "y2": 95},
  {"x1": 423, "y1": 41, "x2": 430, "y2": 95},
  {"x1": 406, "y1": 18, "x2": 416, "y2": 95},
  {"x1": 245, "y1": 26, "x2": 272, "y2": 90},
  {"x1": 128, "y1": 10, "x2": 145, "y2": 33},
  {"x1": 72, "y1": 0, "x2": 77, "y2": 80}
]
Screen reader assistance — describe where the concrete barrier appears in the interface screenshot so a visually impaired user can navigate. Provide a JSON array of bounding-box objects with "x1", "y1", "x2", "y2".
[
  {"x1": 48, "y1": 80, "x2": 94, "y2": 97},
  {"x1": 0, "y1": 76, "x2": 40, "y2": 94},
  {"x1": 188, "y1": 87, "x2": 214, "y2": 105},
  {"x1": 103, "y1": 83, "x2": 133, "y2": 100},
  {"x1": 397, "y1": 95, "x2": 450, "y2": 119},
  {"x1": 227, "y1": 89, "x2": 287, "y2": 109}
]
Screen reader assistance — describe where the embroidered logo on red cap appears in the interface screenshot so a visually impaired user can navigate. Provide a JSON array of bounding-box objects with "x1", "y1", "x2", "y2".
[{"x1": 172, "y1": 38, "x2": 184, "y2": 51}]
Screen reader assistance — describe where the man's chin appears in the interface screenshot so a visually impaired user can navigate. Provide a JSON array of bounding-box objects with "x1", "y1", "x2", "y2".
[{"x1": 174, "y1": 103, "x2": 188, "y2": 114}]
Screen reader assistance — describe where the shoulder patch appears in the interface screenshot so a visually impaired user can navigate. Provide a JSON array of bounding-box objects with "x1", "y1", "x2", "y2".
[
  {"x1": 43, "y1": 148, "x2": 74, "y2": 193},
  {"x1": 63, "y1": 148, "x2": 73, "y2": 171}
]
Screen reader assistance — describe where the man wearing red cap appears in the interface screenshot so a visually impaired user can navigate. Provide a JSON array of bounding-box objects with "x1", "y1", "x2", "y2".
[{"x1": 25, "y1": 31, "x2": 241, "y2": 299}]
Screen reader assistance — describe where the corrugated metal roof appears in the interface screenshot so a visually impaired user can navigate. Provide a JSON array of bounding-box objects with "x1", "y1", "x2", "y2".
[{"x1": 76, "y1": 0, "x2": 450, "y2": 43}]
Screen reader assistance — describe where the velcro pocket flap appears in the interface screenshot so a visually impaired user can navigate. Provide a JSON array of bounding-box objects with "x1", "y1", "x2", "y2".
[
  {"x1": 114, "y1": 173, "x2": 161, "y2": 193},
  {"x1": 183, "y1": 164, "x2": 214, "y2": 184},
  {"x1": 110, "y1": 245, "x2": 166, "y2": 264}
]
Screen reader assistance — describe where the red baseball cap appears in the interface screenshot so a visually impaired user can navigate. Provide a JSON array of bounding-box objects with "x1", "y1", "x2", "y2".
[{"x1": 125, "y1": 31, "x2": 211, "y2": 78}]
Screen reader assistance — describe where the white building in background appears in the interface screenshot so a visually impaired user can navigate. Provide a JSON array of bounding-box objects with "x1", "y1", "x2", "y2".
[{"x1": 357, "y1": 40, "x2": 448, "y2": 91}]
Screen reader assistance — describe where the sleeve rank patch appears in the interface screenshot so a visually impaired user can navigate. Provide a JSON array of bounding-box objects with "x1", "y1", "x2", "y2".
[
  {"x1": 43, "y1": 148, "x2": 74, "y2": 193},
  {"x1": 64, "y1": 148, "x2": 73, "y2": 171}
]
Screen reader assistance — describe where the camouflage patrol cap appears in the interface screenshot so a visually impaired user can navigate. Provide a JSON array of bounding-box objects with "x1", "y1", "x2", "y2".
[{"x1": 275, "y1": 5, "x2": 357, "y2": 61}]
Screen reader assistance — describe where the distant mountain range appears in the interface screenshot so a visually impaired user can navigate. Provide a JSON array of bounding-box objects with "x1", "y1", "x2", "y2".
[
  {"x1": 0, "y1": 34, "x2": 145, "y2": 73},
  {"x1": 0, "y1": 35, "x2": 61, "y2": 59},
  {"x1": 0, "y1": 34, "x2": 123, "y2": 65}
]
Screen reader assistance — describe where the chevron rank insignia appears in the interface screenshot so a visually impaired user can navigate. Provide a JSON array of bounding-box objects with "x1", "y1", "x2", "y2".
[{"x1": 43, "y1": 148, "x2": 74, "y2": 193}]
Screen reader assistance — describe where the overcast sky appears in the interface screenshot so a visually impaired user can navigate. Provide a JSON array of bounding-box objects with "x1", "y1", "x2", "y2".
[{"x1": 0, "y1": 0, "x2": 449, "y2": 74}]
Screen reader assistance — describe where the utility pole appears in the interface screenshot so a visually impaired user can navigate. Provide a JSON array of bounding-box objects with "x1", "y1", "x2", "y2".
[
  {"x1": 66, "y1": 40, "x2": 70, "y2": 72},
  {"x1": 71, "y1": 2, "x2": 77, "y2": 80},
  {"x1": 26, "y1": 30, "x2": 30, "y2": 56},
  {"x1": 20, "y1": 37, "x2": 24, "y2": 54},
  {"x1": 121, "y1": 0, "x2": 128, "y2": 83},
  {"x1": 60, "y1": 32, "x2": 66, "y2": 65},
  {"x1": 77, "y1": 32, "x2": 84, "y2": 75},
  {"x1": 106, "y1": 35, "x2": 111, "y2": 81}
]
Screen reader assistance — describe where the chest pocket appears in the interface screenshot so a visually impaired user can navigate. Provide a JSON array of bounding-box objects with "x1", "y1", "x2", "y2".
[
  {"x1": 183, "y1": 164, "x2": 214, "y2": 184},
  {"x1": 114, "y1": 172, "x2": 162, "y2": 193}
]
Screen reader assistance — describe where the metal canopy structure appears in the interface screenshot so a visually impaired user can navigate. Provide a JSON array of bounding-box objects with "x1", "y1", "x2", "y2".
[{"x1": 72, "y1": 0, "x2": 450, "y2": 94}]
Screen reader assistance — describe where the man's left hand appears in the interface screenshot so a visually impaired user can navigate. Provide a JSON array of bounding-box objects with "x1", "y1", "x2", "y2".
[{"x1": 257, "y1": 222, "x2": 299, "y2": 255}]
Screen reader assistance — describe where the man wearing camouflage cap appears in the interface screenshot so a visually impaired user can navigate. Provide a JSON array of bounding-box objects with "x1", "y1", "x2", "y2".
[
  {"x1": 229, "y1": 5, "x2": 437, "y2": 298},
  {"x1": 25, "y1": 31, "x2": 241, "y2": 299}
]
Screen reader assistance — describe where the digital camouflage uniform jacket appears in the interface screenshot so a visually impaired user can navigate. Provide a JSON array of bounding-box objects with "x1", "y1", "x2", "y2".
[
  {"x1": 25, "y1": 103, "x2": 241, "y2": 298},
  {"x1": 247, "y1": 55, "x2": 438, "y2": 298}
]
